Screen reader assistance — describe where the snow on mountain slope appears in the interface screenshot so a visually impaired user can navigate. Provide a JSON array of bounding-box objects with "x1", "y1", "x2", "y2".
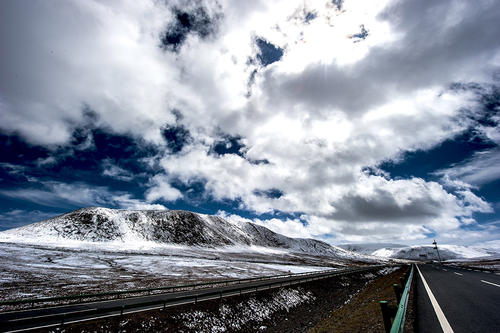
[
  {"x1": 338, "y1": 243, "x2": 407, "y2": 255},
  {"x1": 0, "y1": 207, "x2": 355, "y2": 258},
  {"x1": 372, "y1": 245, "x2": 500, "y2": 260}
]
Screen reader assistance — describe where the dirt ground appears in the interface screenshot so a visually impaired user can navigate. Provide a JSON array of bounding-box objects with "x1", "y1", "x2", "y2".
[
  {"x1": 46, "y1": 266, "x2": 413, "y2": 333},
  {"x1": 447, "y1": 259, "x2": 500, "y2": 272},
  {"x1": 309, "y1": 266, "x2": 414, "y2": 333}
]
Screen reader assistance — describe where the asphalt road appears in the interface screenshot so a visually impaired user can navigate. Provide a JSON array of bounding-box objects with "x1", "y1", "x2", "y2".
[
  {"x1": 416, "y1": 263, "x2": 500, "y2": 333},
  {"x1": 0, "y1": 266, "x2": 380, "y2": 332}
]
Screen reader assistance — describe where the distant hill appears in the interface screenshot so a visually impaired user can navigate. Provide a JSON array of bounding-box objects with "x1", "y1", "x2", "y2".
[
  {"x1": 338, "y1": 243, "x2": 407, "y2": 255},
  {"x1": 0, "y1": 207, "x2": 365, "y2": 260},
  {"x1": 372, "y1": 245, "x2": 500, "y2": 260}
]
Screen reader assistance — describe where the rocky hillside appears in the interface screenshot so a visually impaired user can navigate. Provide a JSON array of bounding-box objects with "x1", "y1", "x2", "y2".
[{"x1": 0, "y1": 207, "x2": 351, "y2": 257}]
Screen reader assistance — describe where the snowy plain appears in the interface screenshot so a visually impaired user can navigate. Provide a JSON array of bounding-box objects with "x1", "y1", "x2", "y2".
[
  {"x1": 0, "y1": 207, "x2": 388, "y2": 302},
  {"x1": 0, "y1": 240, "x2": 335, "y2": 302}
]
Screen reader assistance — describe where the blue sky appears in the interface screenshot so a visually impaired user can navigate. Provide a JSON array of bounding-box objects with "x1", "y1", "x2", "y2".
[{"x1": 0, "y1": 0, "x2": 499, "y2": 246}]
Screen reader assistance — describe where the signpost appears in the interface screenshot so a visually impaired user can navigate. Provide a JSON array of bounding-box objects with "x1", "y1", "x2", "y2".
[{"x1": 432, "y1": 239, "x2": 442, "y2": 265}]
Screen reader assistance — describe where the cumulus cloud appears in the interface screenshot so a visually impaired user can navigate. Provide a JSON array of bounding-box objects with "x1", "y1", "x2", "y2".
[
  {"x1": 218, "y1": 211, "x2": 312, "y2": 240},
  {"x1": 145, "y1": 175, "x2": 183, "y2": 202},
  {"x1": 0, "y1": 0, "x2": 175, "y2": 144},
  {"x1": 1, "y1": 0, "x2": 499, "y2": 243}
]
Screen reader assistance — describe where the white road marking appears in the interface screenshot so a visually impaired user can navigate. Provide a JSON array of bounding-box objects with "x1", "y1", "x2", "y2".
[
  {"x1": 454, "y1": 272, "x2": 463, "y2": 276},
  {"x1": 416, "y1": 265, "x2": 454, "y2": 333},
  {"x1": 481, "y1": 280, "x2": 500, "y2": 288},
  {"x1": 443, "y1": 269, "x2": 448, "y2": 271},
  {"x1": 495, "y1": 273, "x2": 500, "y2": 276}
]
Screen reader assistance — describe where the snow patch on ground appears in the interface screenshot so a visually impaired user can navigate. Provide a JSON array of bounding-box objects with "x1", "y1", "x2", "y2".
[
  {"x1": 174, "y1": 288, "x2": 315, "y2": 332},
  {"x1": 0, "y1": 242, "x2": 329, "y2": 301},
  {"x1": 377, "y1": 267, "x2": 400, "y2": 275}
]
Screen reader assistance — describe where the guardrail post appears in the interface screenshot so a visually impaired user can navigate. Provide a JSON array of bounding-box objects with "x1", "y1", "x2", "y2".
[
  {"x1": 380, "y1": 264, "x2": 414, "y2": 333},
  {"x1": 379, "y1": 301, "x2": 397, "y2": 333},
  {"x1": 120, "y1": 305, "x2": 124, "y2": 317},
  {"x1": 60, "y1": 313, "x2": 66, "y2": 328},
  {"x1": 393, "y1": 284, "x2": 403, "y2": 303}
]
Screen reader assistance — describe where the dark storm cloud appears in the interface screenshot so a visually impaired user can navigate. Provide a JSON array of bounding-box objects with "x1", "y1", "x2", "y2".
[{"x1": 329, "y1": 188, "x2": 443, "y2": 222}]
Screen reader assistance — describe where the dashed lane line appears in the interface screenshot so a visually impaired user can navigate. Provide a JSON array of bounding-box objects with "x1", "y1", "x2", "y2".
[
  {"x1": 416, "y1": 265, "x2": 454, "y2": 333},
  {"x1": 454, "y1": 272, "x2": 463, "y2": 276},
  {"x1": 481, "y1": 280, "x2": 500, "y2": 288}
]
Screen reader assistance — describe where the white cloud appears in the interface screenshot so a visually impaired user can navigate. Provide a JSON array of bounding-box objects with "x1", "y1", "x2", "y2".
[
  {"x1": 0, "y1": 0, "x2": 175, "y2": 145},
  {"x1": 1, "y1": 0, "x2": 499, "y2": 243},
  {"x1": 101, "y1": 160, "x2": 136, "y2": 182},
  {"x1": 0, "y1": 181, "x2": 168, "y2": 211},
  {"x1": 145, "y1": 175, "x2": 183, "y2": 202},
  {"x1": 436, "y1": 149, "x2": 500, "y2": 187},
  {"x1": 217, "y1": 211, "x2": 312, "y2": 239}
]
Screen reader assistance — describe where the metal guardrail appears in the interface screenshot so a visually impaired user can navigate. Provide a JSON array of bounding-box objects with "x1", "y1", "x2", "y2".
[
  {"x1": 0, "y1": 265, "x2": 387, "y2": 309},
  {"x1": 390, "y1": 264, "x2": 414, "y2": 333},
  {"x1": 1, "y1": 265, "x2": 388, "y2": 332},
  {"x1": 0, "y1": 268, "x2": 334, "y2": 308},
  {"x1": 379, "y1": 264, "x2": 414, "y2": 333}
]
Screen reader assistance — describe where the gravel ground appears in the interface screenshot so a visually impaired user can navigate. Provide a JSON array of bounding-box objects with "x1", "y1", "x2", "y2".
[{"x1": 309, "y1": 266, "x2": 414, "y2": 333}]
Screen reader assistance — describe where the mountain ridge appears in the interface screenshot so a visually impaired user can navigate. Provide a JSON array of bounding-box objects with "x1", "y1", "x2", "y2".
[{"x1": 0, "y1": 207, "x2": 351, "y2": 258}]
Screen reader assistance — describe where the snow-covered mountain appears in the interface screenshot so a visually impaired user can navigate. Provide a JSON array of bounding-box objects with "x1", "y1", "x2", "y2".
[
  {"x1": 338, "y1": 243, "x2": 407, "y2": 255},
  {"x1": 0, "y1": 207, "x2": 353, "y2": 258},
  {"x1": 372, "y1": 245, "x2": 500, "y2": 261}
]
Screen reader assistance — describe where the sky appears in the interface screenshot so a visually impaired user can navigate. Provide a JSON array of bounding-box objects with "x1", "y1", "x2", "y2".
[{"x1": 0, "y1": 0, "x2": 500, "y2": 247}]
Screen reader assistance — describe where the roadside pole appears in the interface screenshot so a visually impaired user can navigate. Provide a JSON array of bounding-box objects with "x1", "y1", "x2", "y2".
[{"x1": 432, "y1": 240, "x2": 442, "y2": 265}]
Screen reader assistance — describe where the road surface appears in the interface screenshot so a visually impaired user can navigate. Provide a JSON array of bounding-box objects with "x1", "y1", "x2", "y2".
[{"x1": 416, "y1": 263, "x2": 500, "y2": 333}]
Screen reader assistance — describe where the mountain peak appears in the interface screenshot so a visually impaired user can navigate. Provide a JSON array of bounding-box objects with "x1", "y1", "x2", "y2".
[{"x1": 0, "y1": 207, "x2": 349, "y2": 257}]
